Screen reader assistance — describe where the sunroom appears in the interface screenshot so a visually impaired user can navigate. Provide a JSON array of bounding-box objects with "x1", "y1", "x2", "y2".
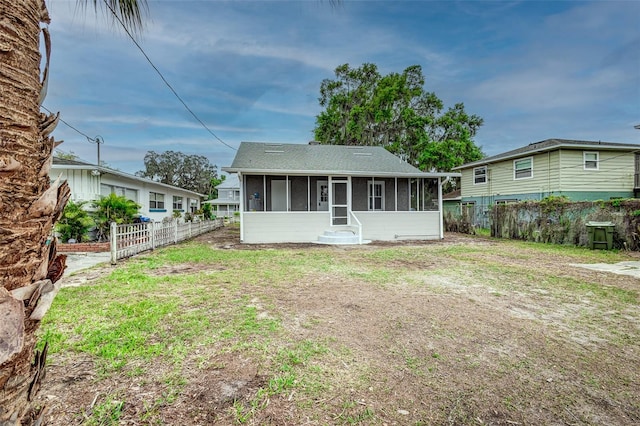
[{"x1": 223, "y1": 142, "x2": 459, "y2": 244}]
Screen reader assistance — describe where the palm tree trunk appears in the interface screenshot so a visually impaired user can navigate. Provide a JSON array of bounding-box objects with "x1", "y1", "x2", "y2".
[{"x1": 0, "y1": 0, "x2": 70, "y2": 424}]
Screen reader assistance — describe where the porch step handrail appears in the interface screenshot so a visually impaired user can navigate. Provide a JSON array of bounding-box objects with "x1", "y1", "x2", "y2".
[{"x1": 349, "y1": 210, "x2": 363, "y2": 245}]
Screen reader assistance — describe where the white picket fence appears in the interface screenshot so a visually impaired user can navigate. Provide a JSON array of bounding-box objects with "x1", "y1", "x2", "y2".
[{"x1": 110, "y1": 218, "x2": 224, "y2": 264}]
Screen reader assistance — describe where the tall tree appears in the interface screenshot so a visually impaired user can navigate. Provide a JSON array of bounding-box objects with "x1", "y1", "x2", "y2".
[
  {"x1": 209, "y1": 174, "x2": 226, "y2": 200},
  {"x1": 0, "y1": 1, "x2": 147, "y2": 424},
  {"x1": 314, "y1": 63, "x2": 484, "y2": 171},
  {"x1": 136, "y1": 150, "x2": 219, "y2": 196}
]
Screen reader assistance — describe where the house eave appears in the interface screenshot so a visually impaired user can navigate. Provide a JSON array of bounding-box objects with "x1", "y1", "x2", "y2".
[
  {"x1": 204, "y1": 199, "x2": 241, "y2": 206},
  {"x1": 221, "y1": 167, "x2": 460, "y2": 179},
  {"x1": 453, "y1": 142, "x2": 640, "y2": 170},
  {"x1": 51, "y1": 164, "x2": 206, "y2": 197}
]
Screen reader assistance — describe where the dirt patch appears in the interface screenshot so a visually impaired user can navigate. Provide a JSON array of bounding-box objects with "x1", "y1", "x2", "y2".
[{"x1": 40, "y1": 227, "x2": 640, "y2": 425}]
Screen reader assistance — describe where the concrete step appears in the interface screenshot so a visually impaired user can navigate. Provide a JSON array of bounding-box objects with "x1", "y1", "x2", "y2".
[{"x1": 317, "y1": 229, "x2": 367, "y2": 245}]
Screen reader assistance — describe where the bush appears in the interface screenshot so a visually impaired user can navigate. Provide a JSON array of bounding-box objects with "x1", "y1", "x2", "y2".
[
  {"x1": 491, "y1": 198, "x2": 640, "y2": 250},
  {"x1": 201, "y1": 203, "x2": 213, "y2": 220},
  {"x1": 92, "y1": 193, "x2": 141, "y2": 241},
  {"x1": 56, "y1": 200, "x2": 94, "y2": 243}
]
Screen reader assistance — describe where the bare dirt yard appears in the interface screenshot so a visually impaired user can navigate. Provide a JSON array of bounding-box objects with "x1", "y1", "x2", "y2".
[{"x1": 37, "y1": 227, "x2": 639, "y2": 425}]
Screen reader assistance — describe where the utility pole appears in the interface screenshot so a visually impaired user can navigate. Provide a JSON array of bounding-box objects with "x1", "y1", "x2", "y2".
[{"x1": 89, "y1": 135, "x2": 104, "y2": 166}]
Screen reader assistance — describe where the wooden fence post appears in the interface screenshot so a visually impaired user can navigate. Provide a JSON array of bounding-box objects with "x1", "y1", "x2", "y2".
[
  {"x1": 150, "y1": 221, "x2": 156, "y2": 250},
  {"x1": 174, "y1": 219, "x2": 178, "y2": 244},
  {"x1": 110, "y1": 222, "x2": 117, "y2": 265}
]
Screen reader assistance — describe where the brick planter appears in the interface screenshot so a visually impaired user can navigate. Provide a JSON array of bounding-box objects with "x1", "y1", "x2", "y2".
[{"x1": 58, "y1": 242, "x2": 110, "y2": 253}]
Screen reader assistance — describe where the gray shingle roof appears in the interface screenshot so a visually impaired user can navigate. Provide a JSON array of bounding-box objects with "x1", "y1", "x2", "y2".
[
  {"x1": 216, "y1": 174, "x2": 239, "y2": 189},
  {"x1": 52, "y1": 157, "x2": 94, "y2": 167},
  {"x1": 223, "y1": 142, "x2": 457, "y2": 177},
  {"x1": 454, "y1": 138, "x2": 640, "y2": 170},
  {"x1": 52, "y1": 157, "x2": 206, "y2": 197}
]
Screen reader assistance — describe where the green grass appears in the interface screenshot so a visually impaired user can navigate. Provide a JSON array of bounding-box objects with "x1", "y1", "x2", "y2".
[
  {"x1": 85, "y1": 392, "x2": 126, "y2": 426},
  {"x1": 37, "y1": 233, "x2": 640, "y2": 425}
]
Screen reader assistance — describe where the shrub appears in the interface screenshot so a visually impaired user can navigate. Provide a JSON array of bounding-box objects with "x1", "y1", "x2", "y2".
[
  {"x1": 92, "y1": 193, "x2": 141, "y2": 241},
  {"x1": 491, "y1": 198, "x2": 640, "y2": 250},
  {"x1": 56, "y1": 200, "x2": 94, "y2": 243},
  {"x1": 201, "y1": 203, "x2": 213, "y2": 220}
]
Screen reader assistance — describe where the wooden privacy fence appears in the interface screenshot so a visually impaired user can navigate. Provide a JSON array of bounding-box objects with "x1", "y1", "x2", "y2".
[{"x1": 110, "y1": 218, "x2": 224, "y2": 264}]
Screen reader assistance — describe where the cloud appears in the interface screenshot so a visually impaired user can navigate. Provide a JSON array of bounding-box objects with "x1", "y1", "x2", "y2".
[{"x1": 45, "y1": 0, "x2": 640, "y2": 173}]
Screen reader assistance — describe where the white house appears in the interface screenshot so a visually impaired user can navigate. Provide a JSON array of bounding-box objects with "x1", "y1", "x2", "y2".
[
  {"x1": 222, "y1": 142, "x2": 460, "y2": 244},
  {"x1": 51, "y1": 158, "x2": 204, "y2": 222},
  {"x1": 203, "y1": 174, "x2": 240, "y2": 218}
]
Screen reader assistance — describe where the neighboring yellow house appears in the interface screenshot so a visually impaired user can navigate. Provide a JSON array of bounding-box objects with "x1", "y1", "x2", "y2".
[{"x1": 453, "y1": 139, "x2": 640, "y2": 227}]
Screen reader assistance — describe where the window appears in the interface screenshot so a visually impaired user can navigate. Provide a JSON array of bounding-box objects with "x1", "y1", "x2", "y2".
[
  {"x1": 150, "y1": 192, "x2": 165, "y2": 210},
  {"x1": 368, "y1": 181, "x2": 384, "y2": 211},
  {"x1": 173, "y1": 196, "x2": 183, "y2": 210},
  {"x1": 474, "y1": 166, "x2": 487, "y2": 184},
  {"x1": 514, "y1": 157, "x2": 533, "y2": 179},
  {"x1": 100, "y1": 184, "x2": 138, "y2": 202},
  {"x1": 584, "y1": 152, "x2": 599, "y2": 170}
]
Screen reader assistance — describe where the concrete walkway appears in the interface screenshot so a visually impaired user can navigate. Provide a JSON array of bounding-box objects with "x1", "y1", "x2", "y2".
[
  {"x1": 63, "y1": 252, "x2": 112, "y2": 275},
  {"x1": 571, "y1": 261, "x2": 640, "y2": 278}
]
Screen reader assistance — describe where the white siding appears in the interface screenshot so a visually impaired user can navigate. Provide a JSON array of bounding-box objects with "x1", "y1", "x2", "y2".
[
  {"x1": 242, "y1": 212, "x2": 329, "y2": 243},
  {"x1": 54, "y1": 168, "x2": 100, "y2": 202},
  {"x1": 241, "y1": 211, "x2": 442, "y2": 243},
  {"x1": 357, "y1": 211, "x2": 441, "y2": 240}
]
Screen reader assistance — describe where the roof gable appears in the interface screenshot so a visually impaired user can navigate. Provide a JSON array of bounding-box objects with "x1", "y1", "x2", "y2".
[{"x1": 454, "y1": 139, "x2": 640, "y2": 170}]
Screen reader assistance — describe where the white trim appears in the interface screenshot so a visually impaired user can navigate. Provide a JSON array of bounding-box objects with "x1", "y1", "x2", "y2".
[
  {"x1": 583, "y1": 151, "x2": 599, "y2": 170},
  {"x1": 438, "y1": 177, "x2": 444, "y2": 239},
  {"x1": 513, "y1": 157, "x2": 533, "y2": 180},
  {"x1": 149, "y1": 191, "x2": 165, "y2": 210},
  {"x1": 330, "y1": 177, "x2": 349, "y2": 225},
  {"x1": 222, "y1": 167, "x2": 459, "y2": 179},
  {"x1": 367, "y1": 180, "x2": 385, "y2": 211},
  {"x1": 473, "y1": 166, "x2": 487, "y2": 185},
  {"x1": 453, "y1": 141, "x2": 640, "y2": 170},
  {"x1": 394, "y1": 178, "x2": 398, "y2": 211}
]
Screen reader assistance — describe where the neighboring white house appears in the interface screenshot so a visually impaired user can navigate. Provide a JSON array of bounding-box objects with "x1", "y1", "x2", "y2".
[
  {"x1": 51, "y1": 157, "x2": 204, "y2": 222},
  {"x1": 203, "y1": 174, "x2": 240, "y2": 218},
  {"x1": 222, "y1": 142, "x2": 460, "y2": 244}
]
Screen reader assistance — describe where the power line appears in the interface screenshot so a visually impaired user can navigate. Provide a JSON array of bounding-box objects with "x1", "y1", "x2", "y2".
[
  {"x1": 42, "y1": 105, "x2": 97, "y2": 142},
  {"x1": 102, "y1": 0, "x2": 236, "y2": 151}
]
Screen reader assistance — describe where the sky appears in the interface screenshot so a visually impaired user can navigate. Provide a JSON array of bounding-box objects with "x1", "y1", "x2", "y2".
[{"x1": 44, "y1": 0, "x2": 640, "y2": 176}]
